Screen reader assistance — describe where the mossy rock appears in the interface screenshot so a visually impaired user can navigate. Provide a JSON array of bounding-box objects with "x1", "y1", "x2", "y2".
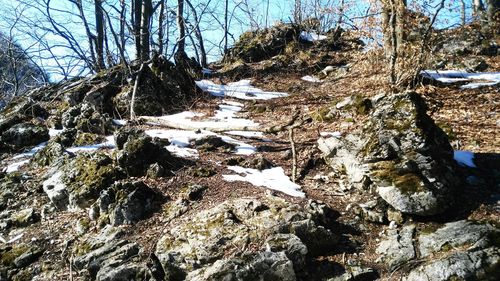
[
  {"x1": 62, "y1": 153, "x2": 122, "y2": 208},
  {"x1": 73, "y1": 132, "x2": 104, "y2": 146},
  {"x1": 193, "y1": 136, "x2": 235, "y2": 153},
  {"x1": 32, "y1": 141, "x2": 68, "y2": 167},
  {"x1": 0, "y1": 123, "x2": 49, "y2": 151}
]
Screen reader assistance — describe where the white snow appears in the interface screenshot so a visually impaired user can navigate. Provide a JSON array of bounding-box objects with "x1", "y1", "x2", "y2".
[
  {"x1": 66, "y1": 136, "x2": 116, "y2": 153},
  {"x1": 12, "y1": 142, "x2": 48, "y2": 159},
  {"x1": 145, "y1": 129, "x2": 256, "y2": 157},
  {"x1": 301, "y1": 75, "x2": 322, "y2": 83},
  {"x1": 112, "y1": 119, "x2": 127, "y2": 126},
  {"x1": 299, "y1": 31, "x2": 327, "y2": 42},
  {"x1": 49, "y1": 129, "x2": 63, "y2": 137},
  {"x1": 421, "y1": 70, "x2": 500, "y2": 89},
  {"x1": 195, "y1": 79, "x2": 288, "y2": 100},
  {"x1": 223, "y1": 166, "x2": 305, "y2": 197},
  {"x1": 454, "y1": 150, "x2": 476, "y2": 168},
  {"x1": 202, "y1": 68, "x2": 214, "y2": 75},
  {"x1": 158, "y1": 110, "x2": 259, "y2": 130},
  {"x1": 3, "y1": 160, "x2": 30, "y2": 173}
]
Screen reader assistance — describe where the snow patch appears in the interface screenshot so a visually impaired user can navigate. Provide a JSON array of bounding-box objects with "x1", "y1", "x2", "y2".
[
  {"x1": 66, "y1": 136, "x2": 116, "y2": 153},
  {"x1": 223, "y1": 166, "x2": 305, "y2": 197},
  {"x1": 12, "y1": 142, "x2": 48, "y2": 159},
  {"x1": 299, "y1": 31, "x2": 327, "y2": 42},
  {"x1": 112, "y1": 119, "x2": 127, "y2": 126},
  {"x1": 158, "y1": 110, "x2": 259, "y2": 130},
  {"x1": 3, "y1": 160, "x2": 30, "y2": 173},
  {"x1": 421, "y1": 70, "x2": 500, "y2": 89},
  {"x1": 454, "y1": 150, "x2": 476, "y2": 168},
  {"x1": 195, "y1": 79, "x2": 288, "y2": 100},
  {"x1": 301, "y1": 75, "x2": 322, "y2": 83}
]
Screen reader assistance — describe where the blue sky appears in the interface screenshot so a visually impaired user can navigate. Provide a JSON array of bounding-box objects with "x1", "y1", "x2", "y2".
[{"x1": 0, "y1": 0, "x2": 478, "y2": 81}]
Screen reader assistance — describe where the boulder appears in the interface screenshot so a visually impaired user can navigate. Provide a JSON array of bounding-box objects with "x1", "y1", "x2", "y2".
[
  {"x1": 186, "y1": 251, "x2": 296, "y2": 281},
  {"x1": 42, "y1": 152, "x2": 122, "y2": 210},
  {"x1": 376, "y1": 220, "x2": 500, "y2": 281},
  {"x1": 0, "y1": 123, "x2": 49, "y2": 150},
  {"x1": 319, "y1": 92, "x2": 461, "y2": 216},
  {"x1": 32, "y1": 141, "x2": 70, "y2": 167},
  {"x1": 116, "y1": 130, "x2": 178, "y2": 177},
  {"x1": 155, "y1": 198, "x2": 338, "y2": 277},
  {"x1": 72, "y1": 226, "x2": 150, "y2": 280},
  {"x1": 93, "y1": 180, "x2": 163, "y2": 226},
  {"x1": 61, "y1": 102, "x2": 114, "y2": 135}
]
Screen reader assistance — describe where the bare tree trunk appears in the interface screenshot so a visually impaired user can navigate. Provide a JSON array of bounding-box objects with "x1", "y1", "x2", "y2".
[
  {"x1": 158, "y1": 0, "x2": 165, "y2": 54},
  {"x1": 119, "y1": 0, "x2": 126, "y2": 63},
  {"x1": 133, "y1": 0, "x2": 142, "y2": 60},
  {"x1": 140, "y1": 0, "x2": 153, "y2": 61},
  {"x1": 224, "y1": 0, "x2": 229, "y2": 54},
  {"x1": 460, "y1": 0, "x2": 467, "y2": 25},
  {"x1": 95, "y1": 0, "x2": 105, "y2": 69},
  {"x1": 473, "y1": 0, "x2": 485, "y2": 18},
  {"x1": 177, "y1": 0, "x2": 186, "y2": 55}
]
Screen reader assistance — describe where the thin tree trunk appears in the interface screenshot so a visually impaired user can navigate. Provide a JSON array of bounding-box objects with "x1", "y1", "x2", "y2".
[
  {"x1": 140, "y1": 0, "x2": 153, "y2": 61},
  {"x1": 486, "y1": 0, "x2": 500, "y2": 34},
  {"x1": 95, "y1": 0, "x2": 105, "y2": 69},
  {"x1": 460, "y1": 0, "x2": 467, "y2": 25},
  {"x1": 177, "y1": 0, "x2": 186, "y2": 54},
  {"x1": 119, "y1": 0, "x2": 126, "y2": 63},
  {"x1": 133, "y1": 0, "x2": 142, "y2": 60},
  {"x1": 224, "y1": 0, "x2": 229, "y2": 54},
  {"x1": 158, "y1": 0, "x2": 165, "y2": 54}
]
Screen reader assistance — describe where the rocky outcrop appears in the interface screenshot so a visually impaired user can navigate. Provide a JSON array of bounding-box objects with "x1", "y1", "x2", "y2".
[
  {"x1": 72, "y1": 226, "x2": 150, "y2": 280},
  {"x1": 319, "y1": 92, "x2": 461, "y2": 216},
  {"x1": 155, "y1": 197, "x2": 338, "y2": 280},
  {"x1": 61, "y1": 102, "x2": 114, "y2": 135},
  {"x1": 42, "y1": 152, "x2": 122, "y2": 210},
  {"x1": 0, "y1": 123, "x2": 49, "y2": 151},
  {"x1": 91, "y1": 180, "x2": 163, "y2": 226},
  {"x1": 376, "y1": 220, "x2": 500, "y2": 280}
]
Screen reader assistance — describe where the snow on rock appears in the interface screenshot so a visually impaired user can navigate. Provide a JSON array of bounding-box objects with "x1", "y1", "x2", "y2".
[
  {"x1": 3, "y1": 160, "x2": 30, "y2": 173},
  {"x1": 66, "y1": 136, "x2": 116, "y2": 153},
  {"x1": 145, "y1": 129, "x2": 256, "y2": 157},
  {"x1": 195, "y1": 79, "x2": 288, "y2": 100},
  {"x1": 112, "y1": 119, "x2": 127, "y2": 126},
  {"x1": 12, "y1": 142, "x2": 48, "y2": 159},
  {"x1": 454, "y1": 151, "x2": 476, "y2": 168},
  {"x1": 49, "y1": 129, "x2": 64, "y2": 137},
  {"x1": 421, "y1": 70, "x2": 500, "y2": 89},
  {"x1": 223, "y1": 166, "x2": 305, "y2": 197},
  {"x1": 158, "y1": 109, "x2": 259, "y2": 130},
  {"x1": 301, "y1": 75, "x2": 322, "y2": 83},
  {"x1": 299, "y1": 31, "x2": 327, "y2": 42}
]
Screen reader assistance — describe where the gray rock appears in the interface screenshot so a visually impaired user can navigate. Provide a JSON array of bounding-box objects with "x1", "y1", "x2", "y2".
[
  {"x1": 156, "y1": 198, "x2": 338, "y2": 276},
  {"x1": 327, "y1": 265, "x2": 378, "y2": 281},
  {"x1": 463, "y1": 57, "x2": 488, "y2": 72},
  {"x1": 403, "y1": 247, "x2": 500, "y2": 281},
  {"x1": 1, "y1": 123, "x2": 49, "y2": 150},
  {"x1": 61, "y1": 102, "x2": 113, "y2": 135},
  {"x1": 95, "y1": 180, "x2": 162, "y2": 226},
  {"x1": 96, "y1": 262, "x2": 149, "y2": 281},
  {"x1": 376, "y1": 224, "x2": 416, "y2": 270},
  {"x1": 10, "y1": 208, "x2": 39, "y2": 228},
  {"x1": 418, "y1": 220, "x2": 499, "y2": 258},
  {"x1": 32, "y1": 141, "x2": 70, "y2": 167},
  {"x1": 116, "y1": 131, "x2": 176, "y2": 177},
  {"x1": 265, "y1": 234, "x2": 308, "y2": 271},
  {"x1": 319, "y1": 92, "x2": 461, "y2": 216},
  {"x1": 13, "y1": 246, "x2": 44, "y2": 268},
  {"x1": 186, "y1": 251, "x2": 296, "y2": 281}
]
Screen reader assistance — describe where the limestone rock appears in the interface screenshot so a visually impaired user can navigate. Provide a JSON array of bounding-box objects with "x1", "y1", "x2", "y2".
[
  {"x1": 319, "y1": 92, "x2": 461, "y2": 216},
  {"x1": 61, "y1": 102, "x2": 113, "y2": 135},
  {"x1": 155, "y1": 198, "x2": 338, "y2": 277},
  {"x1": 376, "y1": 224, "x2": 416, "y2": 270},
  {"x1": 186, "y1": 251, "x2": 296, "y2": 281},
  {"x1": 94, "y1": 180, "x2": 163, "y2": 226},
  {"x1": 32, "y1": 141, "x2": 70, "y2": 167},
  {"x1": 116, "y1": 130, "x2": 177, "y2": 177},
  {"x1": 1, "y1": 123, "x2": 49, "y2": 151}
]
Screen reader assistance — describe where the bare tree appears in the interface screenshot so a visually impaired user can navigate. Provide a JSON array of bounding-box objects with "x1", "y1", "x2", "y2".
[{"x1": 95, "y1": 0, "x2": 105, "y2": 69}]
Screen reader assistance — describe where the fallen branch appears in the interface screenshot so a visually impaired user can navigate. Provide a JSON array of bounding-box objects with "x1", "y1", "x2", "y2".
[{"x1": 138, "y1": 111, "x2": 308, "y2": 134}]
